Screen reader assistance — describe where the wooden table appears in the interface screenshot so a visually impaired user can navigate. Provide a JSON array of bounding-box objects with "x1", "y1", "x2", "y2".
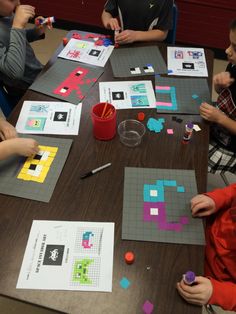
[{"x1": 0, "y1": 37, "x2": 214, "y2": 314}]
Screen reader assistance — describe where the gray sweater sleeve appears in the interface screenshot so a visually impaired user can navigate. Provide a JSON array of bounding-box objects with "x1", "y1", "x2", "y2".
[
  {"x1": 0, "y1": 28, "x2": 26, "y2": 80},
  {"x1": 26, "y1": 27, "x2": 45, "y2": 43}
]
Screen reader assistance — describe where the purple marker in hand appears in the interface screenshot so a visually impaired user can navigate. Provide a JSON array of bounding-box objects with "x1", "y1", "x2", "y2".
[{"x1": 183, "y1": 271, "x2": 196, "y2": 285}]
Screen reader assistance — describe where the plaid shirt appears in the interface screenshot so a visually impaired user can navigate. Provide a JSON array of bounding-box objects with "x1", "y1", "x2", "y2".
[{"x1": 211, "y1": 64, "x2": 236, "y2": 152}]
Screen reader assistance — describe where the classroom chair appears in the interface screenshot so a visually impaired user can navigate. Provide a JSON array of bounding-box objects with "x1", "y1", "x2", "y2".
[
  {"x1": 165, "y1": 3, "x2": 178, "y2": 45},
  {"x1": 0, "y1": 85, "x2": 13, "y2": 117}
]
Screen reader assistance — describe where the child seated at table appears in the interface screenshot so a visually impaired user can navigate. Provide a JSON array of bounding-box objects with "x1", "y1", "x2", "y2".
[
  {"x1": 0, "y1": 116, "x2": 39, "y2": 159},
  {"x1": 199, "y1": 19, "x2": 236, "y2": 174},
  {"x1": 176, "y1": 184, "x2": 236, "y2": 313},
  {"x1": 0, "y1": 0, "x2": 47, "y2": 104},
  {"x1": 101, "y1": 0, "x2": 173, "y2": 45}
]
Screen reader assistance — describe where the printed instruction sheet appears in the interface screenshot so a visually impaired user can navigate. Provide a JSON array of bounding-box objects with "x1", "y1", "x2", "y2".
[
  {"x1": 16, "y1": 101, "x2": 82, "y2": 135},
  {"x1": 17, "y1": 220, "x2": 115, "y2": 291},
  {"x1": 167, "y1": 47, "x2": 208, "y2": 77}
]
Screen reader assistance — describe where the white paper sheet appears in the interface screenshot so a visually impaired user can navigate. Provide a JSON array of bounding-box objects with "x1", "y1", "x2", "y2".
[
  {"x1": 99, "y1": 80, "x2": 156, "y2": 109},
  {"x1": 16, "y1": 101, "x2": 82, "y2": 135},
  {"x1": 167, "y1": 47, "x2": 208, "y2": 77},
  {"x1": 17, "y1": 220, "x2": 115, "y2": 291},
  {"x1": 58, "y1": 38, "x2": 114, "y2": 67}
]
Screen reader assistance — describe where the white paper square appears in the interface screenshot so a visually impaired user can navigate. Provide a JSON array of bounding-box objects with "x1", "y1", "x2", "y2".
[
  {"x1": 150, "y1": 208, "x2": 159, "y2": 215},
  {"x1": 150, "y1": 190, "x2": 158, "y2": 197}
]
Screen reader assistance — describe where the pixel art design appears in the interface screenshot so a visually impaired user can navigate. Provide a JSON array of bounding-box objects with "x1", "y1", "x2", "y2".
[
  {"x1": 70, "y1": 256, "x2": 100, "y2": 287},
  {"x1": 0, "y1": 135, "x2": 72, "y2": 202},
  {"x1": 155, "y1": 77, "x2": 210, "y2": 114},
  {"x1": 25, "y1": 117, "x2": 47, "y2": 131},
  {"x1": 110, "y1": 46, "x2": 167, "y2": 77},
  {"x1": 143, "y1": 180, "x2": 188, "y2": 232},
  {"x1": 30, "y1": 59, "x2": 103, "y2": 105},
  {"x1": 131, "y1": 95, "x2": 149, "y2": 107},
  {"x1": 74, "y1": 227, "x2": 103, "y2": 255},
  {"x1": 122, "y1": 167, "x2": 205, "y2": 245},
  {"x1": 17, "y1": 146, "x2": 58, "y2": 183}
]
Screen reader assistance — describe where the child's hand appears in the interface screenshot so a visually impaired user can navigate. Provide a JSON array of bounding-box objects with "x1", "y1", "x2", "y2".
[
  {"x1": 13, "y1": 5, "x2": 35, "y2": 29},
  {"x1": 176, "y1": 276, "x2": 213, "y2": 306},
  {"x1": 0, "y1": 119, "x2": 18, "y2": 140},
  {"x1": 191, "y1": 194, "x2": 216, "y2": 217},
  {"x1": 34, "y1": 16, "x2": 46, "y2": 35},
  {"x1": 106, "y1": 18, "x2": 120, "y2": 31},
  {"x1": 213, "y1": 71, "x2": 235, "y2": 89},
  {"x1": 115, "y1": 30, "x2": 137, "y2": 44},
  {"x1": 10, "y1": 138, "x2": 39, "y2": 156},
  {"x1": 199, "y1": 102, "x2": 224, "y2": 123}
]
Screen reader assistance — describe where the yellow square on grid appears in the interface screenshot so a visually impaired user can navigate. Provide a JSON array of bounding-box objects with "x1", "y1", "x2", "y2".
[{"x1": 17, "y1": 146, "x2": 58, "y2": 183}]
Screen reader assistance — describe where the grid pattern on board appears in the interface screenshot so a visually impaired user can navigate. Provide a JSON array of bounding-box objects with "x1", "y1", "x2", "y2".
[
  {"x1": 74, "y1": 227, "x2": 103, "y2": 255},
  {"x1": 110, "y1": 46, "x2": 167, "y2": 77},
  {"x1": 122, "y1": 167, "x2": 205, "y2": 245},
  {"x1": 70, "y1": 256, "x2": 100, "y2": 287},
  {"x1": 30, "y1": 58, "x2": 103, "y2": 105},
  {"x1": 0, "y1": 135, "x2": 72, "y2": 202},
  {"x1": 155, "y1": 77, "x2": 210, "y2": 114}
]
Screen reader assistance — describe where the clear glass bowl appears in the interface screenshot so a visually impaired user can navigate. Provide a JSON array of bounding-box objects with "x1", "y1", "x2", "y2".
[{"x1": 118, "y1": 119, "x2": 146, "y2": 147}]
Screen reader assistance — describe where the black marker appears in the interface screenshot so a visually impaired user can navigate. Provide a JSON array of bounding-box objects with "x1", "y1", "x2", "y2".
[{"x1": 80, "y1": 163, "x2": 112, "y2": 179}]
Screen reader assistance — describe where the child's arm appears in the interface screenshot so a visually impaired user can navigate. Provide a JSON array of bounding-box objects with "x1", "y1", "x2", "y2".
[
  {"x1": 0, "y1": 138, "x2": 39, "y2": 160},
  {"x1": 0, "y1": 118, "x2": 18, "y2": 140},
  {"x1": 115, "y1": 29, "x2": 168, "y2": 44},
  {"x1": 205, "y1": 184, "x2": 236, "y2": 212},
  {"x1": 191, "y1": 185, "x2": 236, "y2": 215},
  {"x1": 176, "y1": 276, "x2": 213, "y2": 306},
  {"x1": 0, "y1": 5, "x2": 35, "y2": 80},
  {"x1": 199, "y1": 102, "x2": 236, "y2": 135},
  {"x1": 213, "y1": 71, "x2": 235, "y2": 94},
  {"x1": 207, "y1": 278, "x2": 236, "y2": 311},
  {"x1": 101, "y1": 10, "x2": 120, "y2": 31},
  {"x1": 191, "y1": 194, "x2": 216, "y2": 217},
  {"x1": 177, "y1": 276, "x2": 236, "y2": 311}
]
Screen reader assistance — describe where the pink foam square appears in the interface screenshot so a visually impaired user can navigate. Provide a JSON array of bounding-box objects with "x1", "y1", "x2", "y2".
[{"x1": 167, "y1": 129, "x2": 174, "y2": 134}]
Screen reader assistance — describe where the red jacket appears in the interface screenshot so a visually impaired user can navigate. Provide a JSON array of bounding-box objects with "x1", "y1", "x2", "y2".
[{"x1": 205, "y1": 184, "x2": 236, "y2": 311}]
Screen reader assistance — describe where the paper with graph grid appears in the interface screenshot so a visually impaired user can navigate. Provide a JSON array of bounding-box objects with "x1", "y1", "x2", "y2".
[
  {"x1": 110, "y1": 46, "x2": 167, "y2": 77},
  {"x1": 155, "y1": 76, "x2": 210, "y2": 114},
  {"x1": 17, "y1": 220, "x2": 114, "y2": 291},
  {"x1": 122, "y1": 167, "x2": 205, "y2": 245},
  {"x1": 0, "y1": 135, "x2": 72, "y2": 202},
  {"x1": 167, "y1": 47, "x2": 208, "y2": 77},
  {"x1": 29, "y1": 59, "x2": 103, "y2": 105}
]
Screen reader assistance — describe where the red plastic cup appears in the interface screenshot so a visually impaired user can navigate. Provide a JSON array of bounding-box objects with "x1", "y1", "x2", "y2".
[{"x1": 91, "y1": 102, "x2": 117, "y2": 140}]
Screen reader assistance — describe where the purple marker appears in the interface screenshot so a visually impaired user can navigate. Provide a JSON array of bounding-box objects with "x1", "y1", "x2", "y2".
[{"x1": 183, "y1": 271, "x2": 196, "y2": 285}]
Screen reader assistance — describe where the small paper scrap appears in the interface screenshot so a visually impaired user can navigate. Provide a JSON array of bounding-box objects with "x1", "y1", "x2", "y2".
[{"x1": 193, "y1": 124, "x2": 201, "y2": 132}]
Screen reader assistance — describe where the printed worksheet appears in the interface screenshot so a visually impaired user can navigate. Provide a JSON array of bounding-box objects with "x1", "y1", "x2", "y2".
[
  {"x1": 167, "y1": 47, "x2": 208, "y2": 77},
  {"x1": 17, "y1": 220, "x2": 114, "y2": 291},
  {"x1": 16, "y1": 101, "x2": 82, "y2": 135},
  {"x1": 99, "y1": 80, "x2": 156, "y2": 109},
  {"x1": 58, "y1": 38, "x2": 114, "y2": 67}
]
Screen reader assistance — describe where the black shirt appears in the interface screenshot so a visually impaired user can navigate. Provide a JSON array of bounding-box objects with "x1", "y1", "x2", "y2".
[{"x1": 104, "y1": 0, "x2": 173, "y2": 31}]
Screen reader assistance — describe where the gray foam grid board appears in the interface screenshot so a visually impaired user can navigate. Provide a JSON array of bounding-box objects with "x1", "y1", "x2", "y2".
[
  {"x1": 122, "y1": 167, "x2": 205, "y2": 245},
  {"x1": 110, "y1": 46, "x2": 167, "y2": 77},
  {"x1": 30, "y1": 58, "x2": 103, "y2": 105},
  {"x1": 0, "y1": 135, "x2": 72, "y2": 202},
  {"x1": 155, "y1": 76, "x2": 210, "y2": 114}
]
